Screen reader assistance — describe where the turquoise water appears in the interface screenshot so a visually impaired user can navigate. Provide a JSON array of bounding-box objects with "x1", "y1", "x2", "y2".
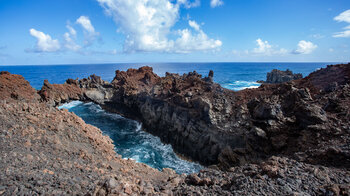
[
  {"x1": 0, "y1": 62, "x2": 334, "y2": 90},
  {"x1": 59, "y1": 101, "x2": 202, "y2": 174}
]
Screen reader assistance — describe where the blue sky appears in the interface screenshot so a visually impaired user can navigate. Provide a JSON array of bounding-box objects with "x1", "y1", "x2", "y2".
[{"x1": 0, "y1": 0, "x2": 349, "y2": 65}]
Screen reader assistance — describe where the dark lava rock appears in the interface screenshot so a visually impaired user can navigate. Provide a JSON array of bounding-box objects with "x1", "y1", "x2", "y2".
[
  {"x1": 27, "y1": 63, "x2": 350, "y2": 194},
  {"x1": 264, "y1": 69, "x2": 303, "y2": 84}
]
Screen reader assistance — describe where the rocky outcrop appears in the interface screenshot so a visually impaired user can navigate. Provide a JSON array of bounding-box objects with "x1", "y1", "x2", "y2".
[
  {"x1": 39, "y1": 63, "x2": 350, "y2": 172},
  {"x1": 2, "y1": 64, "x2": 350, "y2": 195},
  {"x1": 0, "y1": 71, "x2": 40, "y2": 101},
  {"x1": 258, "y1": 69, "x2": 303, "y2": 83},
  {"x1": 0, "y1": 71, "x2": 177, "y2": 195}
]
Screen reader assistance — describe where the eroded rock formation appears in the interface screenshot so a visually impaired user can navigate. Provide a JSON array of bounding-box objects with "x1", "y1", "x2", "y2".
[
  {"x1": 1, "y1": 63, "x2": 349, "y2": 195},
  {"x1": 258, "y1": 69, "x2": 303, "y2": 83},
  {"x1": 38, "y1": 64, "x2": 350, "y2": 171},
  {"x1": 0, "y1": 71, "x2": 178, "y2": 195}
]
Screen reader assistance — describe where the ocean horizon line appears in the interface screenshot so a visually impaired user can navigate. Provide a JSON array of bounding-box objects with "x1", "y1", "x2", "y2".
[{"x1": 0, "y1": 61, "x2": 345, "y2": 67}]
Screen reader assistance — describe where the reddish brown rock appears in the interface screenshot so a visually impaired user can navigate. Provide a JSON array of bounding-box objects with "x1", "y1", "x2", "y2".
[
  {"x1": 0, "y1": 71, "x2": 40, "y2": 101},
  {"x1": 0, "y1": 72, "x2": 174, "y2": 195}
]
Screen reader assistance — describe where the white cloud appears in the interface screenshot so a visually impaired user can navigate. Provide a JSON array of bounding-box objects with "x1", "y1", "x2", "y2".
[
  {"x1": 66, "y1": 24, "x2": 77, "y2": 37},
  {"x1": 293, "y1": 40, "x2": 317, "y2": 54},
  {"x1": 333, "y1": 9, "x2": 350, "y2": 38},
  {"x1": 97, "y1": 0, "x2": 221, "y2": 53},
  {"x1": 63, "y1": 24, "x2": 81, "y2": 51},
  {"x1": 63, "y1": 32, "x2": 81, "y2": 51},
  {"x1": 76, "y1": 16, "x2": 95, "y2": 33},
  {"x1": 177, "y1": 0, "x2": 200, "y2": 8},
  {"x1": 329, "y1": 48, "x2": 334, "y2": 52},
  {"x1": 210, "y1": 0, "x2": 223, "y2": 8},
  {"x1": 252, "y1": 38, "x2": 287, "y2": 56},
  {"x1": 28, "y1": 28, "x2": 60, "y2": 52},
  {"x1": 188, "y1": 20, "x2": 200, "y2": 31},
  {"x1": 333, "y1": 30, "x2": 350, "y2": 38},
  {"x1": 334, "y1": 9, "x2": 350, "y2": 23},
  {"x1": 76, "y1": 16, "x2": 99, "y2": 45},
  {"x1": 174, "y1": 24, "x2": 222, "y2": 53}
]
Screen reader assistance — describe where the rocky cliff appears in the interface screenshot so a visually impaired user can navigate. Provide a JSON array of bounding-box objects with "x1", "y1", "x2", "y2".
[
  {"x1": 0, "y1": 71, "x2": 181, "y2": 195},
  {"x1": 1, "y1": 64, "x2": 349, "y2": 195},
  {"x1": 38, "y1": 64, "x2": 350, "y2": 171}
]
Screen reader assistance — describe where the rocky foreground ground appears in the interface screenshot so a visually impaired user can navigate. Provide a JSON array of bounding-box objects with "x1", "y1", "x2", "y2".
[{"x1": 0, "y1": 63, "x2": 350, "y2": 195}]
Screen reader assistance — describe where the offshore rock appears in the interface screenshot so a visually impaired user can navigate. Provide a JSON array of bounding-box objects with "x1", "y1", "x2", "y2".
[{"x1": 260, "y1": 69, "x2": 303, "y2": 84}]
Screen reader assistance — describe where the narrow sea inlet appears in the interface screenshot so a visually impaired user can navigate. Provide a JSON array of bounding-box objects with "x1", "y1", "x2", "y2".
[{"x1": 59, "y1": 101, "x2": 202, "y2": 174}]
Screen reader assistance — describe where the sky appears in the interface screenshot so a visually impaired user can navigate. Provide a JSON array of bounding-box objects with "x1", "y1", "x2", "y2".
[{"x1": 0, "y1": 0, "x2": 349, "y2": 65}]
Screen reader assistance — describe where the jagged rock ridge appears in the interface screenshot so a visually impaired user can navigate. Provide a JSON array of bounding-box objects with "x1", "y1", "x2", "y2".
[{"x1": 38, "y1": 64, "x2": 350, "y2": 170}]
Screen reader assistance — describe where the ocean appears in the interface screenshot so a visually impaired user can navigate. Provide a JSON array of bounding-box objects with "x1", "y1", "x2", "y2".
[
  {"x1": 0, "y1": 62, "x2": 335, "y2": 173},
  {"x1": 0, "y1": 62, "x2": 334, "y2": 90}
]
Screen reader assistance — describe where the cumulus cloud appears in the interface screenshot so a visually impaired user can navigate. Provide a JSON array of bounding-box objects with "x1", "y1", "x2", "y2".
[
  {"x1": 97, "y1": 0, "x2": 222, "y2": 53},
  {"x1": 76, "y1": 16, "x2": 100, "y2": 45},
  {"x1": 252, "y1": 38, "x2": 287, "y2": 56},
  {"x1": 174, "y1": 21, "x2": 222, "y2": 53},
  {"x1": 28, "y1": 28, "x2": 60, "y2": 52},
  {"x1": 210, "y1": 0, "x2": 223, "y2": 8},
  {"x1": 333, "y1": 9, "x2": 350, "y2": 38},
  {"x1": 334, "y1": 9, "x2": 350, "y2": 23},
  {"x1": 293, "y1": 40, "x2": 317, "y2": 54}
]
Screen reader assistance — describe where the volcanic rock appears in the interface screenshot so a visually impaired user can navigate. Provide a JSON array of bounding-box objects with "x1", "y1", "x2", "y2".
[
  {"x1": 3, "y1": 63, "x2": 349, "y2": 195},
  {"x1": 261, "y1": 69, "x2": 303, "y2": 84}
]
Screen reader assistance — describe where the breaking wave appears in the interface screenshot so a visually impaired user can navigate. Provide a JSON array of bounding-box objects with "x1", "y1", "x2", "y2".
[
  {"x1": 60, "y1": 101, "x2": 202, "y2": 174},
  {"x1": 222, "y1": 80, "x2": 261, "y2": 91}
]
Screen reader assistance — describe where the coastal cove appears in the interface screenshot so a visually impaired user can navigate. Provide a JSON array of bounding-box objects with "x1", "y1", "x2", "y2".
[
  {"x1": 58, "y1": 101, "x2": 202, "y2": 174},
  {"x1": 0, "y1": 63, "x2": 349, "y2": 195}
]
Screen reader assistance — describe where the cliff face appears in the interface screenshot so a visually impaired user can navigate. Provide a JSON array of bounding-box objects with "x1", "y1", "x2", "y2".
[{"x1": 39, "y1": 64, "x2": 350, "y2": 171}]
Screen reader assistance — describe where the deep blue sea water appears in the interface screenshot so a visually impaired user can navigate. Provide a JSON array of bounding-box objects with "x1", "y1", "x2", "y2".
[
  {"x1": 0, "y1": 62, "x2": 337, "y2": 174},
  {"x1": 0, "y1": 62, "x2": 335, "y2": 90}
]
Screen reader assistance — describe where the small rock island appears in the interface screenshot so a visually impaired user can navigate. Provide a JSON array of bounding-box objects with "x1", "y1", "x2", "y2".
[{"x1": 258, "y1": 69, "x2": 303, "y2": 84}]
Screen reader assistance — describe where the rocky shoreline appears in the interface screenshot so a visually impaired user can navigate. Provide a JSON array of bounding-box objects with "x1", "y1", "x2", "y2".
[{"x1": 1, "y1": 63, "x2": 350, "y2": 195}]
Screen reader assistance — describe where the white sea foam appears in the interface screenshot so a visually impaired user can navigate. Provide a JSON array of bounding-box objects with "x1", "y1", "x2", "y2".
[
  {"x1": 227, "y1": 81, "x2": 260, "y2": 86},
  {"x1": 223, "y1": 80, "x2": 260, "y2": 91},
  {"x1": 232, "y1": 85, "x2": 260, "y2": 91},
  {"x1": 58, "y1": 101, "x2": 83, "y2": 109},
  {"x1": 65, "y1": 100, "x2": 202, "y2": 174}
]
